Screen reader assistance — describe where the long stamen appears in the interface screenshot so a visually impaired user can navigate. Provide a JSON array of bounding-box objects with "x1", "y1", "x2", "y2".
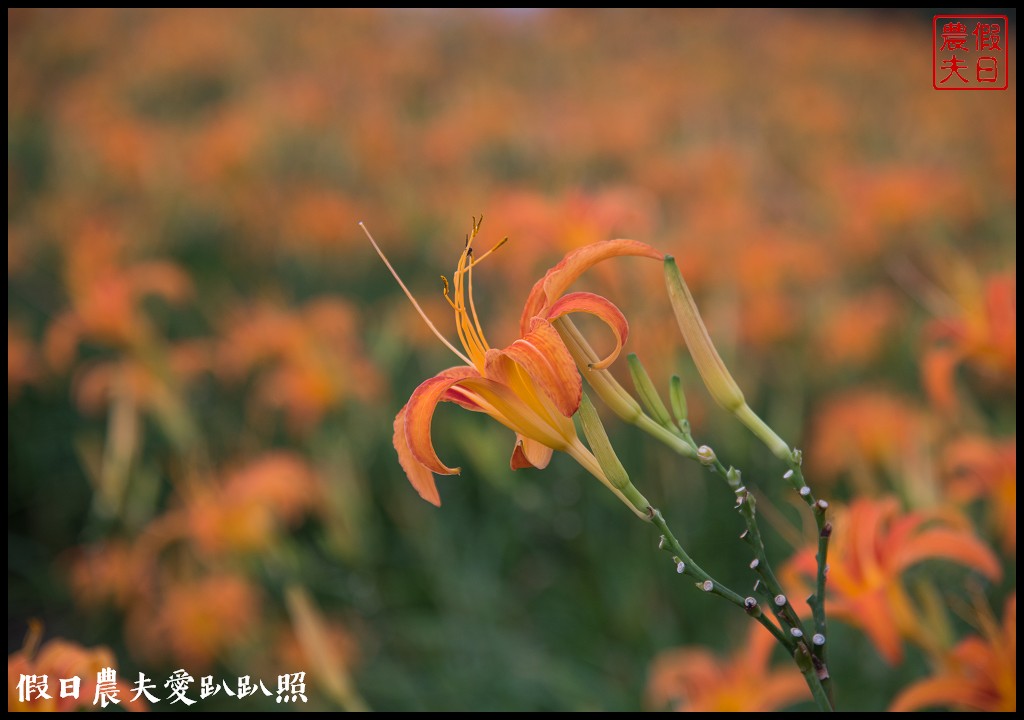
[
  {"x1": 467, "y1": 236, "x2": 509, "y2": 270},
  {"x1": 460, "y1": 235, "x2": 509, "y2": 354},
  {"x1": 441, "y1": 276, "x2": 457, "y2": 310},
  {"x1": 453, "y1": 246, "x2": 487, "y2": 364},
  {"x1": 465, "y1": 255, "x2": 489, "y2": 353},
  {"x1": 361, "y1": 222, "x2": 473, "y2": 366}
]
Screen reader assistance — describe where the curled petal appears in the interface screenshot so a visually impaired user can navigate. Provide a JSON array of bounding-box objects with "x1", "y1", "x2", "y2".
[
  {"x1": 492, "y1": 318, "x2": 582, "y2": 418},
  {"x1": 511, "y1": 435, "x2": 554, "y2": 470},
  {"x1": 520, "y1": 239, "x2": 663, "y2": 334},
  {"x1": 543, "y1": 291, "x2": 629, "y2": 369},
  {"x1": 393, "y1": 405, "x2": 441, "y2": 506},
  {"x1": 403, "y1": 366, "x2": 480, "y2": 476}
]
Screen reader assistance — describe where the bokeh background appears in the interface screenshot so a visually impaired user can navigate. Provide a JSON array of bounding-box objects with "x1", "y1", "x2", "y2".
[{"x1": 8, "y1": 8, "x2": 1016, "y2": 712}]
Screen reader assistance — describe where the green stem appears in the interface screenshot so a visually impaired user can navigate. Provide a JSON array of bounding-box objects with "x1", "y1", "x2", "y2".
[
  {"x1": 796, "y1": 642, "x2": 835, "y2": 712},
  {"x1": 648, "y1": 508, "x2": 789, "y2": 646},
  {"x1": 787, "y1": 462, "x2": 834, "y2": 708},
  {"x1": 651, "y1": 505, "x2": 832, "y2": 711},
  {"x1": 628, "y1": 409, "x2": 835, "y2": 709}
]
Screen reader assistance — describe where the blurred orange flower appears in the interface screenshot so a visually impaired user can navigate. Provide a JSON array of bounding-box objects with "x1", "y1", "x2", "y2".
[
  {"x1": 807, "y1": 389, "x2": 928, "y2": 491},
  {"x1": 217, "y1": 298, "x2": 382, "y2": 433},
  {"x1": 813, "y1": 288, "x2": 905, "y2": 368},
  {"x1": 8, "y1": 323, "x2": 42, "y2": 401},
  {"x1": 128, "y1": 573, "x2": 260, "y2": 672},
  {"x1": 784, "y1": 496, "x2": 1002, "y2": 665},
  {"x1": 71, "y1": 341, "x2": 210, "y2": 417},
  {"x1": 941, "y1": 435, "x2": 1016, "y2": 555},
  {"x1": 182, "y1": 452, "x2": 325, "y2": 557},
  {"x1": 646, "y1": 622, "x2": 809, "y2": 712},
  {"x1": 922, "y1": 270, "x2": 1016, "y2": 412},
  {"x1": 8, "y1": 625, "x2": 144, "y2": 712},
  {"x1": 43, "y1": 221, "x2": 192, "y2": 373},
  {"x1": 890, "y1": 594, "x2": 1016, "y2": 712},
  {"x1": 67, "y1": 540, "x2": 148, "y2": 611},
  {"x1": 370, "y1": 219, "x2": 661, "y2": 508}
]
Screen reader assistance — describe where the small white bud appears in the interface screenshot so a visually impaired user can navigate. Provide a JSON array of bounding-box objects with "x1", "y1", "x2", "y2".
[
  {"x1": 790, "y1": 627, "x2": 804, "y2": 638},
  {"x1": 774, "y1": 594, "x2": 787, "y2": 607},
  {"x1": 812, "y1": 634, "x2": 826, "y2": 646},
  {"x1": 701, "y1": 580, "x2": 714, "y2": 592},
  {"x1": 696, "y1": 445, "x2": 717, "y2": 466},
  {"x1": 676, "y1": 561, "x2": 685, "y2": 574}
]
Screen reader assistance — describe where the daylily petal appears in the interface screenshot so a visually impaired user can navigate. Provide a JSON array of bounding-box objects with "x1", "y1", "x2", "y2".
[
  {"x1": 460, "y1": 370, "x2": 575, "y2": 450},
  {"x1": 393, "y1": 405, "x2": 441, "y2": 507},
  {"x1": 543, "y1": 291, "x2": 629, "y2": 370},
  {"x1": 511, "y1": 435, "x2": 554, "y2": 470},
  {"x1": 889, "y1": 676, "x2": 984, "y2": 712},
  {"x1": 520, "y1": 239, "x2": 663, "y2": 333},
  {"x1": 443, "y1": 384, "x2": 489, "y2": 412},
  {"x1": 922, "y1": 346, "x2": 963, "y2": 412},
  {"x1": 490, "y1": 318, "x2": 582, "y2": 418},
  {"x1": 403, "y1": 366, "x2": 480, "y2": 476},
  {"x1": 890, "y1": 527, "x2": 1002, "y2": 580},
  {"x1": 848, "y1": 589, "x2": 906, "y2": 664}
]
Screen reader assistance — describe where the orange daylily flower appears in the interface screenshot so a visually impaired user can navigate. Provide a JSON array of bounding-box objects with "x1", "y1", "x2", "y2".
[
  {"x1": 182, "y1": 452, "x2": 325, "y2": 557},
  {"x1": 8, "y1": 624, "x2": 145, "y2": 712},
  {"x1": 127, "y1": 572, "x2": 260, "y2": 672},
  {"x1": 922, "y1": 270, "x2": 1016, "y2": 412},
  {"x1": 8, "y1": 322, "x2": 42, "y2": 401},
  {"x1": 941, "y1": 435, "x2": 1016, "y2": 554},
  {"x1": 783, "y1": 496, "x2": 1002, "y2": 665},
  {"x1": 890, "y1": 593, "x2": 1016, "y2": 712},
  {"x1": 216, "y1": 298, "x2": 383, "y2": 434},
  {"x1": 646, "y1": 622, "x2": 809, "y2": 712},
  {"x1": 42, "y1": 221, "x2": 192, "y2": 373},
  {"x1": 367, "y1": 219, "x2": 661, "y2": 510},
  {"x1": 806, "y1": 389, "x2": 928, "y2": 492}
]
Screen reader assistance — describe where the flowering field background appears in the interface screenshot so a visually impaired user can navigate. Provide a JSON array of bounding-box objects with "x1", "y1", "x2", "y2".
[{"x1": 8, "y1": 8, "x2": 1016, "y2": 712}]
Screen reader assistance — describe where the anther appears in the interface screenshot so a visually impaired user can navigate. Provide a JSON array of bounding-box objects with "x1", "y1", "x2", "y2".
[
  {"x1": 774, "y1": 594, "x2": 787, "y2": 607},
  {"x1": 784, "y1": 469, "x2": 794, "y2": 480},
  {"x1": 790, "y1": 627, "x2": 804, "y2": 638},
  {"x1": 812, "y1": 634, "x2": 826, "y2": 646},
  {"x1": 701, "y1": 580, "x2": 714, "y2": 592},
  {"x1": 676, "y1": 561, "x2": 685, "y2": 574},
  {"x1": 799, "y1": 486, "x2": 811, "y2": 497},
  {"x1": 750, "y1": 559, "x2": 760, "y2": 570}
]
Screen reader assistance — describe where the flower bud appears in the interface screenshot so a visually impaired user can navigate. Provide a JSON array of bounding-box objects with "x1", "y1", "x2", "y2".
[
  {"x1": 627, "y1": 353, "x2": 673, "y2": 429},
  {"x1": 576, "y1": 392, "x2": 650, "y2": 514},
  {"x1": 663, "y1": 256, "x2": 745, "y2": 412},
  {"x1": 669, "y1": 374, "x2": 688, "y2": 428},
  {"x1": 664, "y1": 257, "x2": 793, "y2": 463}
]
